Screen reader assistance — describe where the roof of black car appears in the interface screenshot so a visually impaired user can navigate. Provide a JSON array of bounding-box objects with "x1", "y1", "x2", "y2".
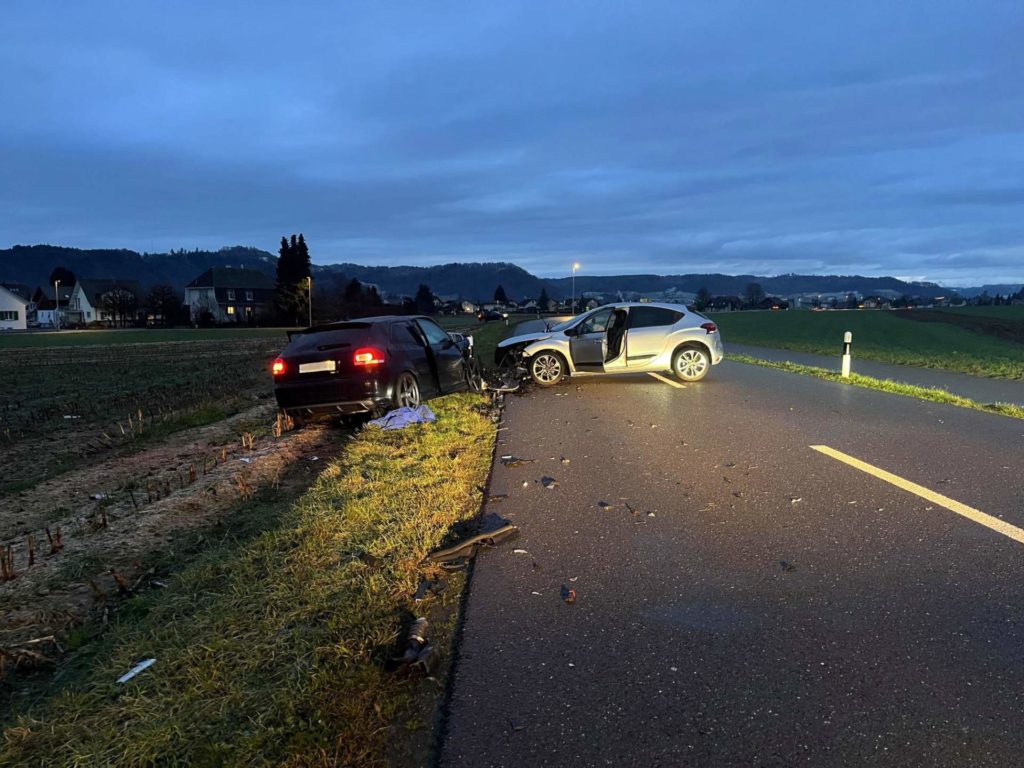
[{"x1": 289, "y1": 315, "x2": 431, "y2": 339}]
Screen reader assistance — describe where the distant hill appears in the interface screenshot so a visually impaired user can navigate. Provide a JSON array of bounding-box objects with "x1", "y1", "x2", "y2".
[
  {"x1": 547, "y1": 272, "x2": 951, "y2": 300},
  {"x1": 955, "y1": 284, "x2": 1024, "y2": 299},
  {"x1": 0, "y1": 244, "x2": 276, "y2": 290},
  {"x1": 0, "y1": 243, "x2": 994, "y2": 301},
  {"x1": 315, "y1": 262, "x2": 547, "y2": 301}
]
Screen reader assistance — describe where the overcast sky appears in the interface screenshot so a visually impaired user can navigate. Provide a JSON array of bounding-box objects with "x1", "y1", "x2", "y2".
[{"x1": 2, "y1": 1, "x2": 1022, "y2": 285}]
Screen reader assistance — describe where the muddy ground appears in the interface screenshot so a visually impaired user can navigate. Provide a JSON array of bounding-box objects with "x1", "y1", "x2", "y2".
[{"x1": 0, "y1": 402, "x2": 348, "y2": 684}]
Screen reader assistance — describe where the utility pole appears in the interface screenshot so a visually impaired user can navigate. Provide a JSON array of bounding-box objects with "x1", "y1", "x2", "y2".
[
  {"x1": 307, "y1": 276, "x2": 313, "y2": 327},
  {"x1": 54, "y1": 279, "x2": 60, "y2": 330}
]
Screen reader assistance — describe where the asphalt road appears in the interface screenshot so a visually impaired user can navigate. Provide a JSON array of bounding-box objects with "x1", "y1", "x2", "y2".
[{"x1": 440, "y1": 359, "x2": 1024, "y2": 767}]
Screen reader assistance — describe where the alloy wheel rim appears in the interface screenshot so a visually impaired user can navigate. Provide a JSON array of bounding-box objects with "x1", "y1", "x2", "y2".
[
  {"x1": 677, "y1": 350, "x2": 707, "y2": 378},
  {"x1": 533, "y1": 355, "x2": 561, "y2": 383},
  {"x1": 398, "y1": 376, "x2": 419, "y2": 407}
]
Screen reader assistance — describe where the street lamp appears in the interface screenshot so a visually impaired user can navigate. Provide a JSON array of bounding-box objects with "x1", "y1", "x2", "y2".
[
  {"x1": 571, "y1": 262, "x2": 581, "y2": 314},
  {"x1": 307, "y1": 276, "x2": 313, "y2": 327},
  {"x1": 54, "y1": 279, "x2": 60, "y2": 330}
]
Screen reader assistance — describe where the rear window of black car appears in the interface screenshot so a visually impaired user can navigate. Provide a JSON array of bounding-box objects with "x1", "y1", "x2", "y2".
[
  {"x1": 628, "y1": 307, "x2": 683, "y2": 329},
  {"x1": 287, "y1": 323, "x2": 378, "y2": 352}
]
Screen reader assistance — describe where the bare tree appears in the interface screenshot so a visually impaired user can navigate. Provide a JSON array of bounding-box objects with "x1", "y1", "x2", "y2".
[
  {"x1": 102, "y1": 287, "x2": 139, "y2": 327},
  {"x1": 147, "y1": 285, "x2": 182, "y2": 326},
  {"x1": 742, "y1": 282, "x2": 765, "y2": 307}
]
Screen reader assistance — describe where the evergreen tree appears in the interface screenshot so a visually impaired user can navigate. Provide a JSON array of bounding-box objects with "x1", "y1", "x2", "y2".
[
  {"x1": 295, "y1": 233, "x2": 311, "y2": 280},
  {"x1": 275, "y1": 234, "x2": 312, "y2": 324},
  {"x1": 415, "y1": 284, "x2": 435, "y2": 314},
  {"x1": 538, "y1": 288, "x2": 550, "y2": 311},
  {"x1": 494, "y1": 285, "x2": 508, "y2": 304},
  {"x1": 344, "y1": 278, "x2": 364, "y2": 304},
  {"x1": 366, "y1": 285, "x2": 383, "y2": 306}
]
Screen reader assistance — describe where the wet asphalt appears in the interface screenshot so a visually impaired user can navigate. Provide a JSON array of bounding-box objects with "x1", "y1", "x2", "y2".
[{"x1": 439, "y1": 360, "x2": 1024, "y2": 767}]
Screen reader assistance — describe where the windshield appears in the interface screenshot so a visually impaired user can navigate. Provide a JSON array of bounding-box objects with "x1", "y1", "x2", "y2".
[{"x1": 548, "y1": 308, "x2": 601, "y2": 332}]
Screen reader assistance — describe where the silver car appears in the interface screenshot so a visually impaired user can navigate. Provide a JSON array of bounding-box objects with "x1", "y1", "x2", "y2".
[{"x1": 494, "y1": 302, "x2": 724, "y2": 386}]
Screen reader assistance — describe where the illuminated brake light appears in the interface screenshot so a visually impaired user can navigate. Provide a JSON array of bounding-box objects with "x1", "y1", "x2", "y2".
[
  {"x1": 354, "y1": 347, "x2": 385, "y2": 366},
  {"x1": 272, "y1": 358, "x2": 286, "y2": 376},
  {"x1": 700, "y1": 322, "x2": 718, "y2": 334}
]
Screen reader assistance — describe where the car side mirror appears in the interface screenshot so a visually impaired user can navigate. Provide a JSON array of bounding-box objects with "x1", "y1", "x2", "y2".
[{"x1": 442, "y1": 337, "x2": 455, "y2": 349}]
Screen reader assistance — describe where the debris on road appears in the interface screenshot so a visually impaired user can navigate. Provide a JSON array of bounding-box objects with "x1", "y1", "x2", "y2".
[
  {"x1": 597, "y1": 501, "x2": 615, "y2": 510},
  {"x1": 560, "y1": 456, "x2": 571, "y2": 464},
  {"x1": 560, "y1": 584, "x2": 577, "y2": 604},
  {"x1": 500, "y1": 455, "x2": 536, "y2": 467},
  {"x1": 541, "y1": 476, "x2": 559, "y2": 489},
  {"x1": 368, "y1": 405, "x2": 437, "y2": 430},
  {"x1": 790, "y1": 497, "x2": 802, "y2": 504},
  {"x1": 425, "y1": 523, "x2": 520, "y2": 570},
  {"x1": 513, "y1": 548, "x2": 529, "y2": 555},
  {"x1": 779, "y1": 561, "x2": 797, "y2": 572},
  {"x1": 116, "y1": 658, "x2": 156, "y2": 684}
]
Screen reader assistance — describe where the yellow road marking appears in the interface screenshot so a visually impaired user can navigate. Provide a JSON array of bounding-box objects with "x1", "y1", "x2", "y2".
[
  {"x1": 648, "y1": 372, "x2": 686, "y2": 389},
  {"x1": 810, "y1": 444, "x2": 1024, "y2": 545}
]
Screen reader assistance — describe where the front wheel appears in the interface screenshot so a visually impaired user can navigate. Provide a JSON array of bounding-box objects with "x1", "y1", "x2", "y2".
[
  {"x1": 530, "y1": 351, "x2": 566, "y2": 387},
  {"x1": 673, "y1": 346, "x2": 710, "y2": 382},
  {"x1": 393, "y1": 372, "x2": 421, "y2": 408}
]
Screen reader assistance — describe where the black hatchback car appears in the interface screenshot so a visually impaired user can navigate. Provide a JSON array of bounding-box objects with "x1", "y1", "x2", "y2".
[{"x1": 272, "y1": 315, "x2": 478, "y2": 424}]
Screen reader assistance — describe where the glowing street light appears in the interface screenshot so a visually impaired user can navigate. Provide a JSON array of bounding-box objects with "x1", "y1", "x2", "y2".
[{"x1": 571, "y1": 262, "x2": 581, "y2": 314}]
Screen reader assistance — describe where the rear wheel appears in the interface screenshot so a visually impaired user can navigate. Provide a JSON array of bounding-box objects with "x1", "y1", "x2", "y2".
[
  {"x1": 673, "y1": 346, "x2": 710, "y2": 382},
  {"x1": 393, "y1": 372, "x2": 421, "y2": 408},
  {"x1": 530, "y1": 351, "x2": 566, "y2": 387}
]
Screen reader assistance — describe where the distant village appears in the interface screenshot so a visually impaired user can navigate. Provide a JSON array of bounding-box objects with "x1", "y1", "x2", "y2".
[{"x1": 1, "y1": 264, "x2": 1021, "y2": 331}]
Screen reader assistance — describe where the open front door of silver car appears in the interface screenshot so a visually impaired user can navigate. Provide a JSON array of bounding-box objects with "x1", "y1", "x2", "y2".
[{"x1": 569, "y1": 307, "x2": 612, "y2": 369}]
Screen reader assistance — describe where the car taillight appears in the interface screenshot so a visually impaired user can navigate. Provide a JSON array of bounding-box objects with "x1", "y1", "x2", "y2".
[
  {"x1": 700, "y1": 322, "x2": 718, "y2": 334},
  {"x1": 272, "y1": 358, "x2": 286, "y2": 376},
  {"x1": 354, "y1": 347, "x2": 385, "y2": 366}
]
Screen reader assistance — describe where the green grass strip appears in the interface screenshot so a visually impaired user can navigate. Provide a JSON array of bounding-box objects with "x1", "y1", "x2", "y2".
[
  {"x1": 2, "y1": 393, "x2": 496, "y2": 767},
  {"x1": 729, "y1": 354, "x2": 1024, "y2": 421}
]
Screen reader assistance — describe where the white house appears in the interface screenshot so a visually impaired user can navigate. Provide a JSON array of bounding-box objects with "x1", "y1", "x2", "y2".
[
  {"x1": 67, "y1": 279, "x2": 145, "y2": 327},
  {"x1": 0, "y1": 284, "x2": 29, "y2": 330}
]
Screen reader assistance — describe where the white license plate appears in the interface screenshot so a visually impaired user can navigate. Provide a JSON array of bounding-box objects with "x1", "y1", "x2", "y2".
[{"x1": 299, "y1": 360, "x2": 337, "y2": 374}]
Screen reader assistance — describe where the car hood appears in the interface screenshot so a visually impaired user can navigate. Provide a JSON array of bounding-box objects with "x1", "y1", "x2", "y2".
[{"x1": 497, "y1": 331, "x2": 553, "y2": 348}]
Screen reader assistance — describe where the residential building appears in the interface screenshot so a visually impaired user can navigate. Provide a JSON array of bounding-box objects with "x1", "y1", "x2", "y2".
[
  {"x1": 184, "y1": 267, "x2": 275, "y2": 324},
  {"x1": 31, "y1": 284, "x2": 74, "y2": 327},
  {"x1": 0, "y1": 284, "x2": 29, "y2": 330},
  {"x1": 708, "y1": 295, "x2": 743, "y2": 312},
  {"x1": 67, "y1": 279, "x2": 146, "y2": 327}
]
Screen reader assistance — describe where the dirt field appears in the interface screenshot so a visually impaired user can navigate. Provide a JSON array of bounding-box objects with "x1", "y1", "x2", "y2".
[{"x1": 0, "y1": 334, "x2": 343, "y2": 701}]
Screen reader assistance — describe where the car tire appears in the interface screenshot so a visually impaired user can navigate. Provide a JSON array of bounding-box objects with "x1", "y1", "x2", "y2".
[
  {"x1": 530, "y1": 351, "x2": 566, "y2": 387},
  {"x1": 393, "y1": 372, "x2": 421, "y2": 408},
  {"x1": 672, "y1": 345, "x2": 711, "y2": 382}
]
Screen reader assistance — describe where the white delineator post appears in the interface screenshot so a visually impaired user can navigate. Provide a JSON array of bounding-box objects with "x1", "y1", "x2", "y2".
[{"x1": 841, "y1": 331, "x2": 852, "y2": 378}]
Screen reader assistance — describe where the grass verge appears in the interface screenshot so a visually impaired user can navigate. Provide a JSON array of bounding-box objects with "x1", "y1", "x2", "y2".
[
  {"x1": 729, "y1": 354, "x2": 1024, "y2": 421},
  {"x1": 711, "y1": 309, "x2": 1024, "y2": 379},
  {"x1": 2, "y1": 392, "x2": 496, "y2": 767}
]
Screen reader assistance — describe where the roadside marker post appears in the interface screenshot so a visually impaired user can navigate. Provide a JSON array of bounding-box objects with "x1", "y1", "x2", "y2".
[{"x1": 841, "y1": 331, "x2": 852, "y2": 378}]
